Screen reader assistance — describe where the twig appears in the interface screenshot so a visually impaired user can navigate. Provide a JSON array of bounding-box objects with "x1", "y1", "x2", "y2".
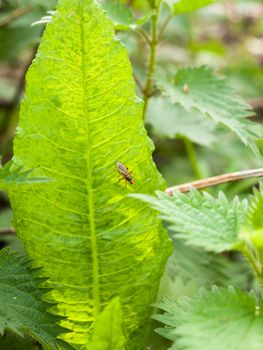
[
  {"x1": 0, "y1": 227, "x2": 15, "y2": 234},
  {"x1": 166, "y1": 168, "x2": 263, "y2": 195},
  {"x1": 0, "y1": 7, "x2": 32, "y2": 27}
]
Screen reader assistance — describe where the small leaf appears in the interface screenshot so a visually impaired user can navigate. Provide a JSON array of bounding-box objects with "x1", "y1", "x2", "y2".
[
  {"x1": 165, "y1": 0, "x2": 219, "y2": 14},
  {"x1": 132, "y1": 189, "x2": 248, "y2": 252},
  {"x1": 86, "y1": 298, "x2": 126, "y2": 350},
  {"x1": 147, "y1": 96, "x2": 217, "y2": 147},
  {"x1": 0, "y1": 248, "x2": 73, "y2": 350},
  {"x1": 156, "y1": 66, "x2": 262, "y2": 154},
  {"x1": 155, "y1": 287, "x2": 263, "y2": 350}
]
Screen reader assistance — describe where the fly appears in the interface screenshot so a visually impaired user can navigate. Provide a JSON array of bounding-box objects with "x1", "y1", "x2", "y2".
[{"x1": 116, "y1": 161, "x2": 134, "y2": 185}]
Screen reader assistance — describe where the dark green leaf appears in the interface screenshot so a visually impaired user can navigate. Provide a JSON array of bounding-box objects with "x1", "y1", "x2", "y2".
[{"x1": 0, "y1": 248, "x2": 73, "y2": 350}]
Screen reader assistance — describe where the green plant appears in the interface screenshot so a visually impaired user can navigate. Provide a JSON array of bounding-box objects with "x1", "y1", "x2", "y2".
[{"x1": 0, "y1": 0, "x2": 262, "y2": 349}]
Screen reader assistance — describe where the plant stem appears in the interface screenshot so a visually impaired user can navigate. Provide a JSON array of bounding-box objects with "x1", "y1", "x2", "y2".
[
  {"x1": 166, "y1": 168, "x2": 263, "y2": 195},
  {"x1": 183, "y1": 138, "x2": 203, "y2": 180},
  {"x1": 143, "y1": 1, "x2": 162, "y2": 120}
]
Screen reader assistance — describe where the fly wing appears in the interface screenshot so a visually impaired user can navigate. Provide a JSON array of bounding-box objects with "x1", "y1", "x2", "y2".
[{"x1": 117, "y1": 161, "x2": 127, "y2": 175}]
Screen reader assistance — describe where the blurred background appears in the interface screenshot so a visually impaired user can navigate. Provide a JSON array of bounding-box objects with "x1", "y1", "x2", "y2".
[{"x1": 0, "y1": 0, "x2": 262, "y2": 347}]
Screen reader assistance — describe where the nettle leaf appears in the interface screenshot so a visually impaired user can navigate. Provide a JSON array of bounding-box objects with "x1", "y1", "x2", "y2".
[
  {"x1": 132, "y1": 189, "x2": 248, "y2": 252},
  {"x1": 164, "y1": 0, "x2": 218, "y2": 14},
  {"x1": 155, "y1": 287, "x2": 263, "y2": 350},
  {"x1": 147, "y1": 96, "x2": 217, "y2": 147},
  {"x1": 8, "y1": 0, "x2": 170, "y2": 349},
  {"x1": 156, "y1": 66, "x2": 262, "y2": 154},
  {"x1": 0, "y1": 248, "x2": 72, "y2": 350}
]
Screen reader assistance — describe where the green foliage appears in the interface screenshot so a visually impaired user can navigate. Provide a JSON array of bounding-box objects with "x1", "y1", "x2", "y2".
[
  {"x1": 156, "y1": 66, "x2": 262, "y2": 154},
  {"x1": 148, "y1": 96, "x2": 217, "y2": 147},
  {"x1": 8, "y1": 0, "x2": 170, "y2": 348},
  {"x1": 0, "y1": 248, "x2": 72, "y2": 350},
  {"x1": 132, "y1": 189, "x2": 248, "y2": 252},
  {"x1": 102, "y1": 2, "x2": 134, "y2": 30},
  {"x1": 155, "y1": 287, "x2": 263, "y2": 350},
  {"x1": 165, "y1": 239, "x2": 249, "y2": 293},
  {"x1": 0, "y1": 9, "x2": 46, "y2": 61},
  {"x1": 164, "y1": 0, "x2": 218, "y2": 14},
  {"x1": 2, "y1": 0, "x2": 57, "y2": 8},
  {"x1": 86, "y1": 298, "x2": 126, "y2": 350},
  {"x1": 104, "y1": 0, "x2": 150, "y2": 11},
  {"x1": 102, "y1": 2, "x2": 152, "y2": 30}
]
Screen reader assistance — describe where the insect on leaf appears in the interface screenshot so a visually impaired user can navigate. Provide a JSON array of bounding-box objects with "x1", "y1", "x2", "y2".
[{"x1": 8, "y1": 0, "x2": 171, "y2": 349}]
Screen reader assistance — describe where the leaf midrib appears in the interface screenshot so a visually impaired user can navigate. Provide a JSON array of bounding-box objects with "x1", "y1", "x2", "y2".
[{"x1": 80, "y1": 4, "x2": 101, "y2": 316}]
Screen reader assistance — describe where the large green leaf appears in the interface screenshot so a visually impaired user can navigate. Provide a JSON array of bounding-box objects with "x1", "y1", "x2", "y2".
[
  {"x1": 9, "y1": 0, "x2": 170, "y2": 348},
  {"x1": 155, "y1": 287, "x2": 263, "y2": 350},
  {"x1": 0, "y1": 248, "x2": 72, "y2": 350},
  {"x1": 156, "y1": 66, "x2": 262, "y2": 154},
  {"x1": 132, "y1": 189, "x2": 247, "y2": 253},
  {"x1": 164, "y1": 0, "x2": 219, "y2": 14}
]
